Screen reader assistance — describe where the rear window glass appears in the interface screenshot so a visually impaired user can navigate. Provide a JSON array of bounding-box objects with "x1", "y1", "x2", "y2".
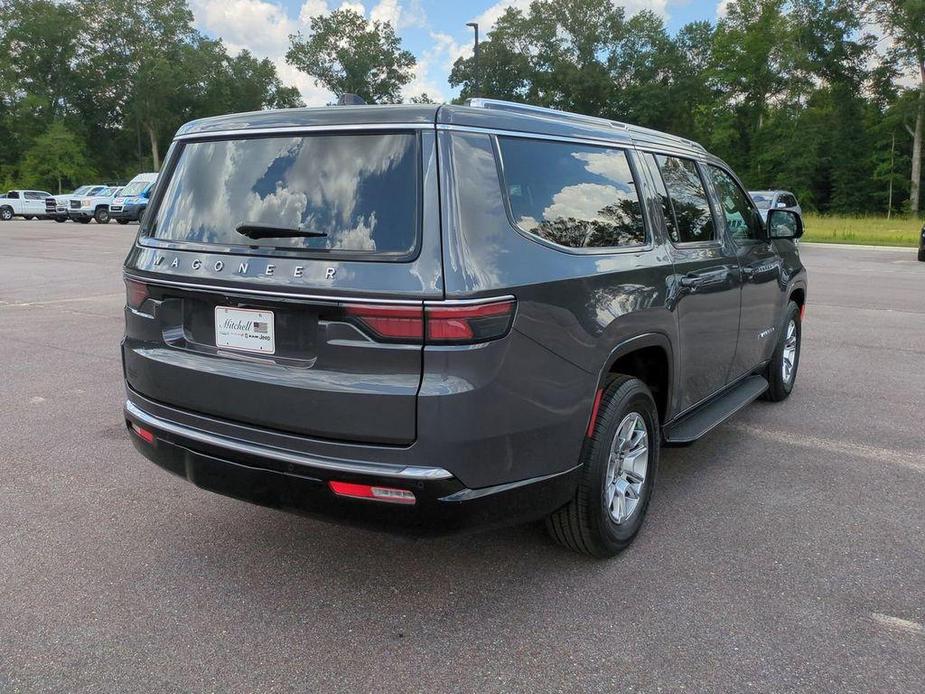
[
  {"x1": 498, "y1": 137, "x2": 646, "y2": 249},
  {"x1": 147, "y1": 133, "x2": 420, "y2": 257}
]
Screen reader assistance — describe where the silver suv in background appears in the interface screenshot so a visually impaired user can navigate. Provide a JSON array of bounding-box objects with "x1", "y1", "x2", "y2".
[{"x1": 750, "y1": 190, "x2": 802, "y2": 222}]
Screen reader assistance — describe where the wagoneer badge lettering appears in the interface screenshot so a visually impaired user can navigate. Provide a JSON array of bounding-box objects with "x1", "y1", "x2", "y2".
[{"x1": 152, "y1": 256, "x2": 331, "y2": 279}]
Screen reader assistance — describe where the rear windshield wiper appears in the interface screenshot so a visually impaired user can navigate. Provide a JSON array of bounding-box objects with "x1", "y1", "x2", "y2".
[{"x1": 235, "y1": 223, "x2": 328, "y2": 240}]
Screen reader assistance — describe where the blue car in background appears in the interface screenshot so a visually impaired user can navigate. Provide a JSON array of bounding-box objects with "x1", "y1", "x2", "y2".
[{"x1": 110, "y1": 172, "x2": 158, "y2": 224}]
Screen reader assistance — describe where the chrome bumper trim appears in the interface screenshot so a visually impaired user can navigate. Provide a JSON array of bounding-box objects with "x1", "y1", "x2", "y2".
[{"x1": 124, "y1": 400, "x2": 453, "y2": 480}]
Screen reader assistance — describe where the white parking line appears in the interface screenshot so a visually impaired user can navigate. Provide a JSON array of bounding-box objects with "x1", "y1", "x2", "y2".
[
  {"x1": 727, "y1": 424, "x2": 925, "y2": 473},
  {"x1": 870, "y1": 613, "x2": 925, "y2": 636}
]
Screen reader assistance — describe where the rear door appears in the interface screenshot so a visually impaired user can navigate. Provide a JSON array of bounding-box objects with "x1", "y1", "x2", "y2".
[
  {"x1": 123, "y1": 127, "x2": 442, "y2": 445},
  {"x1": 642, "y1": 152, "x2": 742, "y2": 412}
]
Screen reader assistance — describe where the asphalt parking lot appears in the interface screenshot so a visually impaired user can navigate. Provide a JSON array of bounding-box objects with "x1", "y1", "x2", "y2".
[{"x1": 2, "y1": 219, "x2": 923, "y2": 692}]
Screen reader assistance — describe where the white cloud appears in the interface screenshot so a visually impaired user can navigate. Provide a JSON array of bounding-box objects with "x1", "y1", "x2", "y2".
[
  {"x1": 715, "y1": 0, "x2": 730, "y2": 18},
  {"x1": 191, "y1": 0, "x2": 296, "y2": 57}
]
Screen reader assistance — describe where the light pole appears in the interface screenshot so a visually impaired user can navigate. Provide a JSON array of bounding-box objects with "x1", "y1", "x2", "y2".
[{"x1": 466, "y1": 22, "x2": 480, "y2": 98}]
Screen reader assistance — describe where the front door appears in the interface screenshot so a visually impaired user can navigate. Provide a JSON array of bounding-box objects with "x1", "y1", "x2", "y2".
[
  {"x1": 704, "y1": 165, "x2": 784, "y2": 378},
  {"x1": 642, "y1": 153, "x2": 742, "y2": 414}
]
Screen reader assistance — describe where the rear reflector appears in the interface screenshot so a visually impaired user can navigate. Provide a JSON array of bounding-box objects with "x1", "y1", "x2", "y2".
[
  {"x1": 130, "y1": 422, "x2": 155, "y2": 445},
  {"x1": 124, "y1": 279, "x2": 149, "y2": 310},
  {"x1": 328, "y1": 480, "x2": 416, "y2": 505}
]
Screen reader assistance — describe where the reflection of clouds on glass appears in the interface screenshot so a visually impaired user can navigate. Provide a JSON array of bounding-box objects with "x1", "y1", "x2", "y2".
[
  {"x1": 151, "y1": 134, "x2": 417, "y2": 254},
  {"x1": 329, "y1": 213, "x2": 377, "y2": 250},
  {"x1": 520, "y1": 183, "x2": 622, "y2": 231},
  {"x1": 572, "y1": 151, "x2": 633, "y2": 192},
  {"x1": 500, "y1": 137, "x2": 645, "y2": 249}
]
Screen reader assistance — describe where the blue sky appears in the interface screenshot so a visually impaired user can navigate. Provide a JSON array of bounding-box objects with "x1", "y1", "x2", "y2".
[{"x1": 189, "y1": 0, "x2": 723, "y2": 105}]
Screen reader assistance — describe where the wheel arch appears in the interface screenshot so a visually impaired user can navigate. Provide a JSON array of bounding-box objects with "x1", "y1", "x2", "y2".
[{"x1": 592, "y1": 333, "x2": 674, "y2": 427}]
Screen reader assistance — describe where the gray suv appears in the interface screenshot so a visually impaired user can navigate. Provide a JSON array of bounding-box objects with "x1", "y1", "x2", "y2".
[{"x1": 122, "y1": 99, "x2": 807, "y2": 557}]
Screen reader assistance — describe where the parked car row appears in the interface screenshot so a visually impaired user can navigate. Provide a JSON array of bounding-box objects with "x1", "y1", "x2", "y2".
[{"x1": 0, "y1": 172, "x2": 158, "y2": 224}]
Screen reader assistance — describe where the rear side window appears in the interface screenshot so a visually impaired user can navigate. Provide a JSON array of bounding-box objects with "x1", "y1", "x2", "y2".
[
  {"x1": 498, "y1": 137, "x2": 646, "y2": 249},
  {"x1": 147, "y1": 133, "x2": 420, "y2": 257},
  {"x1": 653, "y1": 155, "x2": 716, "y2": 243}
]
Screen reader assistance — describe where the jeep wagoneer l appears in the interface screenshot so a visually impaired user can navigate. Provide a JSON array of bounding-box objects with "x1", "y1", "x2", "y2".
[{"x1": 122, "y1": 100, "x2": 807, "y2": 557}]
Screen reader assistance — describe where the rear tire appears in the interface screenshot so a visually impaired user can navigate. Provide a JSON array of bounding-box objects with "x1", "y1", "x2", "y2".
[
  {"x1": 55, "y1": 216, "x2": 66, "y2": 223},
  {"x1": 117, "y1": 219, "x2": 129, "y2": 225},
  {"x1": 763, "y1": 301, "x2": 801, "y2": 402},
  {"x1": 546, "y1": 375, "x2": 659, "y2": 558},
  {"x1": 918, "y1": 247, "x2": 925, "y2": 262}
]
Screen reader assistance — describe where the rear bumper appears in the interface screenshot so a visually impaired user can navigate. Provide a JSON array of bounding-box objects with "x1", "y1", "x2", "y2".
[{"x1": 124, "y1": 398, "x2": 579, "y2": 535}]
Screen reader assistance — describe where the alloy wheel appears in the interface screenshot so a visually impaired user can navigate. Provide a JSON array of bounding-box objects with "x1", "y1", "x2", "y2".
[{"x1": 604, "y1": 412, "x2": 649, "y2": 524}]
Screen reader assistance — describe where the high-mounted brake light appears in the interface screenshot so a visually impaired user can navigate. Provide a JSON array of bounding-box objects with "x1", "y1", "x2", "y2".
[
  {"x1": 328, "y1": 480, "x2": 416, "y2": 505},
  {"x1": 124, "y1": 278, "x2": 149, "y2": 310}
]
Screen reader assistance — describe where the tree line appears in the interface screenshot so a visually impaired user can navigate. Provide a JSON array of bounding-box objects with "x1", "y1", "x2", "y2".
[{"x1": 1, "y1": 0, "x2": 922, "y2": 216}]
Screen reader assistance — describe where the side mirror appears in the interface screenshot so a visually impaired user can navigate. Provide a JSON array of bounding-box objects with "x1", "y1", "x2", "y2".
[{"x1": 767, "y1": 208, "x2": 803, "y2": 240}]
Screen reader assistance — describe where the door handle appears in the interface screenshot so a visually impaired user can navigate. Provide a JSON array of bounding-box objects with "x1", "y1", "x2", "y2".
[{"x1": 679, "y1": 274, "x2": 702, "y2": 289}]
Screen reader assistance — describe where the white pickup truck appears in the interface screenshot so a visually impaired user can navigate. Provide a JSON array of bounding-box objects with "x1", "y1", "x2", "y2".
[
  {"x1": 0, "y1": 190, "x2": 53, "y2": 221},
  {"x1": 68, "y1": 185, "x2": 123, "y2": 224}
]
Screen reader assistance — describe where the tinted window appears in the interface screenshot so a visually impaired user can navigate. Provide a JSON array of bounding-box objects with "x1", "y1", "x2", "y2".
[
  {"x1": 644, "y1": 152, "x2": 679, "y2": 242},
  {"x1": 707, "y1": 166, "x2": 763, "y2": 241},
  {"x1": 7, "y1": 191, "x2": 20, "y2": 199},
  {"x1": 499, "y1": 137, "x2": 646, "y2": 249},
  {"x1": 25, "y1": 191, "x2": 43, "y2": 199},
  {"x1": 148, "y1": 133, "x2": 420, "y2": 256},
  {"x1": 654, "y1": 156, "x2": 715, "y2": 243},
  {"x1": 780, "y1": 194, "x2": 798, "y2": 207}
]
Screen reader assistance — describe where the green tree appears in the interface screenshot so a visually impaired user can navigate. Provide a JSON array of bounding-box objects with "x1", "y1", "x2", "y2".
[
  {"x1": 286, "y1": 8, "x2": 415, "y2": 104},
  {"x1": 21, "y1": 121, "x2": 94, "y2": 193},
  {"x1": 874, "y1": 0, "x2": 925, "y2": 212}
]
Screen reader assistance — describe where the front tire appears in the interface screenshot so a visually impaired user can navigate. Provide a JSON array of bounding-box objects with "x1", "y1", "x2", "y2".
[
  {"x1": 546, "y1": 375, "x2": 660, "y2": 558},
  {"x1": 763, "y1": 301, "x2": 801, "y2": 402},
  {"x1": 94, "y1": 207, "x2": 110, "y2": 224},
  {"x1": 117, "y1": 219, "x2": 129, "y2": 225},
  {"x1": 0, "y1": 206, "x2": 13, "y2": 221},
  {"x1": 76, "y1": 217, "x2": 90, "y2": 224},
  {"x1": 55, "y1": 216, "x2": 67, "y2": 223}
]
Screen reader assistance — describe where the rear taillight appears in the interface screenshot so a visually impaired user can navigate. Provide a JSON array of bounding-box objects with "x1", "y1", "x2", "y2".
[
  {"x1": 124, "y1": 279, "x2": 149, "y2": 310},
  {"x1": 344, "y1": 304, "x2": 424, "y2": 342},
  {"x1": 343, "y1": 298, "x2": 515, "y2": 345},
  {"x1": 328, "y1": 480, "x2": 416, "y2": 504},
  {"x1": 426, "y1": 299, "x2": 515, "y2": 344}
]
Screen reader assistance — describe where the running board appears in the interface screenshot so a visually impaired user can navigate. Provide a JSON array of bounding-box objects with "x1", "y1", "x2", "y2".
[{"x1": 663, "y1": 375, "x2": 768, "y2": 445}]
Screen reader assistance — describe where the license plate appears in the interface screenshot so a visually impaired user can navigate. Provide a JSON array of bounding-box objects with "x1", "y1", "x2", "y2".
[{"x1": 214, "y1": 307, "x2": 275, "y2": 354}]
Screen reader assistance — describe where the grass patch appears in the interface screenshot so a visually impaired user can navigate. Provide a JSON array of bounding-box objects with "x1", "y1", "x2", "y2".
[{"x1": 801, "y1": 214, "x2": 922, "y2": 247}]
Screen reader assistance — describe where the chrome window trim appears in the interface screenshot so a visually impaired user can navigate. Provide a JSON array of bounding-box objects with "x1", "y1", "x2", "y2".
[
  {"x1": 125, "y1": 400, "x2": 454, "y2": 480},
  {"x1": 173, "y1": 123, "x2": 433, "y2": 141}
]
